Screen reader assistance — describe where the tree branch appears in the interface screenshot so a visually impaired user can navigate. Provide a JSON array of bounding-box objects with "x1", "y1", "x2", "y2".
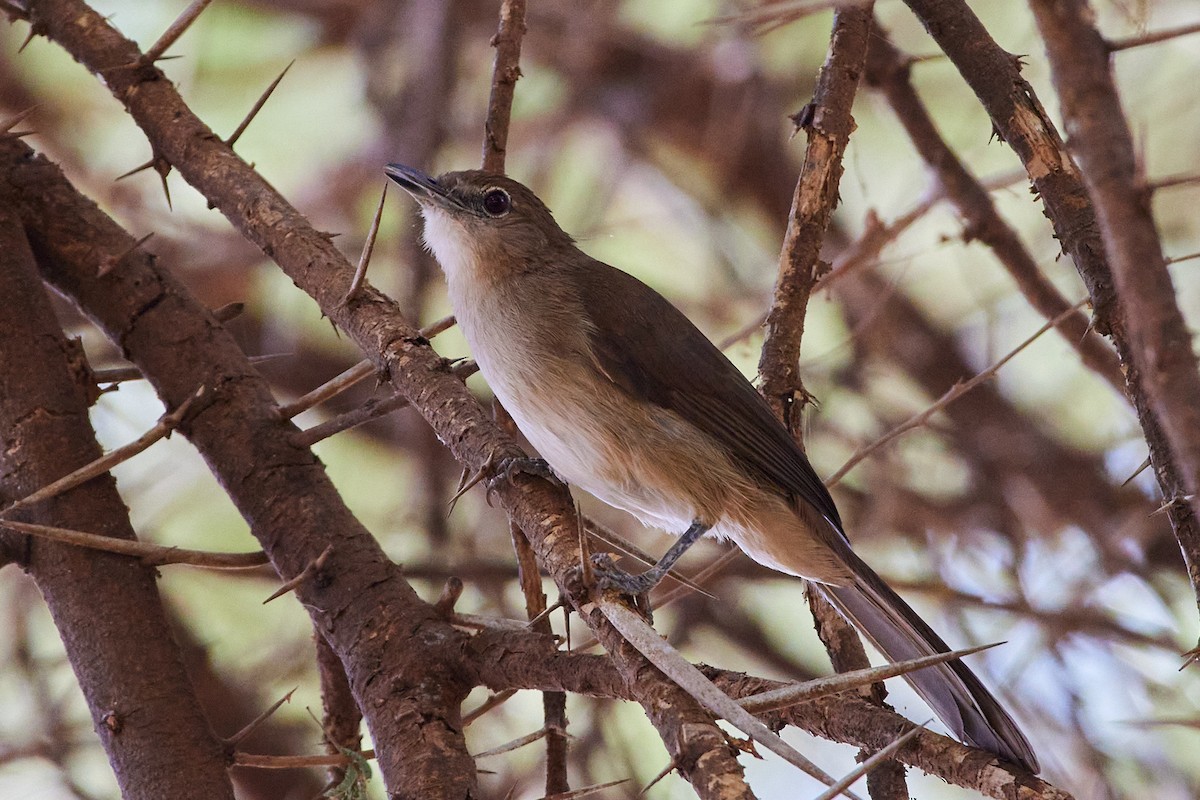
[
  {"x1": 2, "y1": 130, "x2": 478, "y2": 799},
  {"x1": 900, "y1": 0, "x2": 1200, "y2": 621},
  {"x1": 862, "y1": 24, "x2": 1125, "y2": 394},
  {"x1": 1028, "y1": 0, "x2": 1200, "y2": 613},
  {"x1": 753, "y1": 9, "x2": 909, "y2": 797},
  {"x1": 758, "y1": 4, "x2": 872, "y2": 430},
  {"x1": 20, "y1": 4, "x2": 757, "y2": 795},
  {"x1": 0, "y1": 190, "x2": 234, "y2": 800},
  {"x1": 481, "y1": 0, "x2": 527, "y2": 173}
]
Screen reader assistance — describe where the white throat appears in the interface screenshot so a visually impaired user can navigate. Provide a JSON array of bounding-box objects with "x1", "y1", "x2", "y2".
[{"x1": 420, "y1": 205, "x2": 479, "y2": 287}]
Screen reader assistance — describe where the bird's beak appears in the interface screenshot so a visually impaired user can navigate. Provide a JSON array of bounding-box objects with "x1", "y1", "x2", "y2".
[{"x1": 384, "y1": 163, "x2": 463, "y2": 211}]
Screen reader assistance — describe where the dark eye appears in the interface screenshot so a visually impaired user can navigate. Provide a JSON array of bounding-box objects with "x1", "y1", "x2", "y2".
[{"x1": 482, "y1": 188, "x2": 510, "y2": 217}]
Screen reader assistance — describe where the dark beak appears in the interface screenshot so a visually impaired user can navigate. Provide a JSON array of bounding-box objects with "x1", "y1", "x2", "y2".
[{"x1": 384, "y1": 163, "x2": 461, "y2": 210}]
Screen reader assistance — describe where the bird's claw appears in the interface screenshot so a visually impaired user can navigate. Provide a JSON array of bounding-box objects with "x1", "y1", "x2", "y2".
[
  {"x1": 485, "y1": 455, "x2": 560, "y2": 491},
  {"x1": 589, "y1": 553, "x2": 661, "y2": 595},
  {"x1": 583, "y1": 553, "x2": 660, "y2": 620},
  {"x1": 449, "y1": 454, "x2": 562, "y2": 513}
]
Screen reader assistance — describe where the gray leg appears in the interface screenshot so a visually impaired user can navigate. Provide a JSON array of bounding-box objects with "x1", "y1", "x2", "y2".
[{"x1": 593, "y1": 520, "x2": 710, "y2": 595}]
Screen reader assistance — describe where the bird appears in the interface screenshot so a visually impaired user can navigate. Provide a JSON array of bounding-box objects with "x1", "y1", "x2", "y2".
[{"x1": 385, "y1": 163, "x2": 1039, "y2": 773}]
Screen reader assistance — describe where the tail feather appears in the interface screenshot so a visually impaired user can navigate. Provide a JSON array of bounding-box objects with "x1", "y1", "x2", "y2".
[{"x1": 820, "y1": 550, "x2": 1038, "y2": 773}]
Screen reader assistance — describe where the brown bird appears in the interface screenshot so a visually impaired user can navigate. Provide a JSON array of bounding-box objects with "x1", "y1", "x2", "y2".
[{"x1": 386, "y1": 164, "x2": 1039, "y2": 773}]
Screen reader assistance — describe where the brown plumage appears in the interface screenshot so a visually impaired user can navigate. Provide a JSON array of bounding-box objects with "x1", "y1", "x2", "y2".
[{"x1": 386, "y1": 165, "x2": 1039, "y2": 772}]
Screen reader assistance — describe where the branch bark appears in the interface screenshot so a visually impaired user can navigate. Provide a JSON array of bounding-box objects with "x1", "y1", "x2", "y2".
[
  {"x1": 20, "y1": 3, "x2": 754, "y2": 795},
  {"x1": 758, "y1": 5, "x2": 872, "y2": 429},
  {"x1": 754, "y1": 8, "x2": 908, "y2": 797},
  {"x1": 2, "y1": 134, "x2": 478, "y2": 800},
  {"x1": 0, "y1": 192, "x2": 235, "y2": 800},
  {"x1": 862, "y1": 24, "x2": 1125, "y2": 394},
  {"x1": 1028, "y1": 0, "x2": 1200, "y2": 603},
  {"x1": 481, "y1": 0, "x2": 526, "y2": 173},
  {"x1": 901, "y1": 0, "x2": 1200, "y2": 619}
]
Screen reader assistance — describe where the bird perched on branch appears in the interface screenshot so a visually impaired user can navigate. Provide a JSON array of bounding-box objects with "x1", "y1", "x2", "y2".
[{"x1": 386, "y1": 163, "x2": 1038, "y2": 773}]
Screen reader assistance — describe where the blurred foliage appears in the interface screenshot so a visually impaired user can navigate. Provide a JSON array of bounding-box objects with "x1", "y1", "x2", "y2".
[{"x1": 3, "y1": 0, "x2": 1200, "y2": 798}]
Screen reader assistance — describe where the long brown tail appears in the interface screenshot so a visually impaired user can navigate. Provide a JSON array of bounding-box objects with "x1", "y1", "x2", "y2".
[{"x1": 819, "y1": 550, "x2": 1039, "y2": 772}]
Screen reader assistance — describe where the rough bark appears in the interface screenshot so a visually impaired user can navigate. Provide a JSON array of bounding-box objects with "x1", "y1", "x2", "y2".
[
  {"x1": 2, "y1": 135, "x2": 478, "y2": 800},
  {"x1": 0, "y1": 194, "x2": 235, "y2": 800}
]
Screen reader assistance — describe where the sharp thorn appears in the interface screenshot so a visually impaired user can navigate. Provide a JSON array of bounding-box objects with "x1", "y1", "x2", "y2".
[{"x1": 226, "y1": 59, "x2": 294, "y2": 148}]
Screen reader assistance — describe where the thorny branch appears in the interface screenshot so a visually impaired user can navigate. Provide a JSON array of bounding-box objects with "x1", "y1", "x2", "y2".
[
  {"x1": 752, "y1": 8, "x2": 911, "y2": 798},
  {"x1": 1029, "y1": 0, "x2": 1200, "y2": 606},
  {"x1": 0, "y1": 189, "x2": 234, "y2": 800},
  {"x1": 2, "y1": 1, "x2": 1190, "y2": 796},
  {"x1": 901, "y1": 0, "x2": 1200, "y2": 628},
  {"x1": 481, "y1": 0, "x2": 526, "y2": 174},
  {"x1": 758, "y1": 5, "x2": 872, "y2": 433},
  {"x1": 862, "y1": 25, "x2": 1124, "y2": 395},
  {"x1": 19, "y1": 3, "x2": 759, "y2": 797},
  {"x1": 479, "y1": 3, "x2": 570, "y2": 792}
]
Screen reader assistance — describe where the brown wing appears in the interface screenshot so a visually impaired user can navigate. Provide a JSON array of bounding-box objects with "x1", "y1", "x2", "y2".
[{"x1": 571, "y1": 257, "x2": 845, "y2": 534}]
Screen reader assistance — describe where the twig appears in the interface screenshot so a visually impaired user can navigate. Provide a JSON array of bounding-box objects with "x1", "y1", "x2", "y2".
[
  {"x1": 94, "y1": 353, "x2": 283, "y2": 385},
  {"x1": 434, "y1": 576, "x2": 465, "y2": 614},
  {"x1": 651, "y1": 548, "x2": 740, "y2": 609},
  {"x1": 708, "y1": 0, "x2": 870, "y2": 35},
  {"x1": 811, "y1": 724, "x2": 927, "y2": 800},
  {"x1": 233, "y1": 749, "x2": 375, "y2": 769},
  {"x1": 1, "y1": 106, "x2": 38, "y2": 134},
  {"x1": 1147, "y1": 171, "x2": 1200, "y2": 192},
  {"x1": 1108, "y1": 21, "x2": 1200, "y2": 51},
  {"x1": 539, "y1": 779, "x2": 628, "y2": 799},
  {"x1": 292, "y1": 362, "x2": 479, "y2": 447},
  {"x1": 738, "y1": 643, "x2": 1000, "y2": 713},
  {"x1": 1, "y1": 387, "x2": 203, "y2": 516},
  {"x1": 719, "y1": 197, "x2": 934, "y2": 353},
  {"x1": 705, "y1": 670, "x2": 1071, "y2": 799},
  {"x1": 463, "y1": 689, "x2": 519, "y2": 726},
  {"x1": 280, "y1": 360, "x2": 375, "y2": 419},
  {"x1": 0, "y1": 520, "x2": 268, "y2": 569},
  {"x1": 481, "y1": 0, "x2": 527, "y2": 173},
  {"x1": 510, "y1": 508, "x2": 570, "y2": 793},
  {"x1": 827, "y1": 298, "x2": 1089, "y2": 486},
  {"x1": 473, "y1": 726, "x2": 551, "y2": 758},
  {"x1": 598, "y1": 597, "x2": 859, "y2": 798},
  {"x1": 757, "y1": 5, "x2": 872, "y2": 432},
  {"x1": 420, "y1": 313, "x2": 456, "y2": 338},
  {"x1": 281, "y1": 316, "x2": 461, "y2": 420}
]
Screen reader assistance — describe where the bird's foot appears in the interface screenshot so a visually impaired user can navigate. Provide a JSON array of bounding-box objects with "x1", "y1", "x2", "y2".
[
  {"x1": 485, "y1": 455, "x2": 559, "y2": 490},
  {"x1": 589, "y1": 553, "x2": 665, "y2": 596},
  {"x1": 581, "y1": 553, "x2": 662, "y2": 620},
  {"x1": 449, "y1": 453, "x2": 562, "y2": 512}
]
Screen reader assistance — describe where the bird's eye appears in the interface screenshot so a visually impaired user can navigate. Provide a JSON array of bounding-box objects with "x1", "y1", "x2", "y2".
[{"x1": 481, "y1": 188, "x2": 511, "y2": 217}]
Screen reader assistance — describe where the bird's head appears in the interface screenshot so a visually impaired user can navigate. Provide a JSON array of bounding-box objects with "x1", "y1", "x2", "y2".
[{"x1": 385, "y1": 165, "x2": 574, "y2": 282}]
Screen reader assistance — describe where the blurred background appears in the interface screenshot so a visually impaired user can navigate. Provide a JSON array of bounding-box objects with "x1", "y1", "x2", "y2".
[{"x1": 2, "y1": 0, "x2": 1200, "y2": 797}]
